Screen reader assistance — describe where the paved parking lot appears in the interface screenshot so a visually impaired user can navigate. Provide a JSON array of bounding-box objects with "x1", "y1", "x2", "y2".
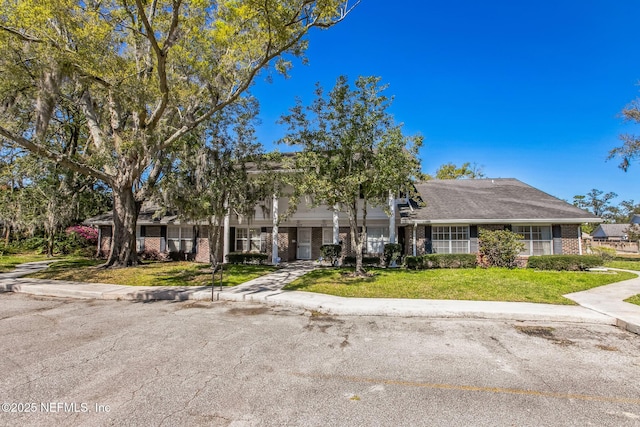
[{"x1": 1, "y1": 293, "x2": 639, "y2": 426}]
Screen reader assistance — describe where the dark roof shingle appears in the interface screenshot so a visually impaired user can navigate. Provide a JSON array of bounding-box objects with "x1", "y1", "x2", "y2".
[{"x1": 401, "y1": 178, "x2": 599, "y2": 224}]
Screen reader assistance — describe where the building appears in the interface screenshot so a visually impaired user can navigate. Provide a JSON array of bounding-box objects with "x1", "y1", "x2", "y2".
[{"x1": 87, "y1": 178, "x2": 599, "y2": 264}]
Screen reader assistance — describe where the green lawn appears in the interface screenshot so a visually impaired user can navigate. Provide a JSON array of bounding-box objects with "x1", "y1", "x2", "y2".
[
  {"x1": 625, "y1": 295, "x2": 640, "y2": 306},
  {"x1": 0, "y1": 253, "x2": 54, "y2": 273},
  {"x1": 26, "y1": 259, "x2": 277, "y2": 287},
  {"x1": 604, "y1": 259, "x2": 640, "y2": 305},
  {"x1": 605, "y1": 259, "x2": 640, "y2": 271},
  {"x1": 284, "y1": 267, "x2": 638, "y2": 305}
]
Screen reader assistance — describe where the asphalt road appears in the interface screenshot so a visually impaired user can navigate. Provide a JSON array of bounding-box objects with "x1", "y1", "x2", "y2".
[{"x1": 1, "y1": 293, "x2": 639, "y2": 427}]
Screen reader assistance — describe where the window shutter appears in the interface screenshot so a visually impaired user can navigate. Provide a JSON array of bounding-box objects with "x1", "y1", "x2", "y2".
[
  {"x1": 425, "y1": 225, "x2": 432, "y2": 254},
  {"x1": 470, "y1": 225, "x2": 478, "y2": 238}
]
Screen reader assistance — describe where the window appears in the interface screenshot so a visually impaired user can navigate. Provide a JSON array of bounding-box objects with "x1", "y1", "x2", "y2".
[
  {"x1": 512, "y1": 225, "x2": 552, "y2": 256},
  {"x1": 367, "y1": 227, "x2": 389, "y2": 254},
  {"x1": 323, "y1": 228, "x2": 335, "y2": 245},
  {"x1": 167, "y1": 226, "x2": 194, "y2": 252},
  {"x1": 431, "y1": 226, "x2": 470, "y2": 254},
  {"x1": 235, "y1": 228, "x2": 263, "y2": 252}
]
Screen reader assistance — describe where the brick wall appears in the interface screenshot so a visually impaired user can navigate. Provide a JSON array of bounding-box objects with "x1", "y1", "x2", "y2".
[
  {"x1": 561, "y1": 224, "x2": 580, "y2": 255},
  {"x1": 144, "y1": 226, "x2": 163, "y2": 254},
  {"x1": 311, "y1": 227, "x2": 323, "y2": 260}
]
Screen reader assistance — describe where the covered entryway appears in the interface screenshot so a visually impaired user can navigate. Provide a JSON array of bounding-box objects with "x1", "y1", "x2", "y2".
[{"x1": 296, "y1": 228, "x2": 312, "y2": 260}]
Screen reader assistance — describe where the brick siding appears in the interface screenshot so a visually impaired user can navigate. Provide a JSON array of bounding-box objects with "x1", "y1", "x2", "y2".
[{"x1": 561, "y1": 224, "x2": 580, "y2": 255}]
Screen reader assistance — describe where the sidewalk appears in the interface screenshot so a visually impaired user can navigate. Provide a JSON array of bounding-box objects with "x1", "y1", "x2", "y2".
[{"x1": 1, "y1": 261, "x2": 640, "y2": 333}]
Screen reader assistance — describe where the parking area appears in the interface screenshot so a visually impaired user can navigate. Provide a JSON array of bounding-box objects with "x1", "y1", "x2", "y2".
[{"x1": 1, "y1": 293, "x2": 640, "y2": 426}]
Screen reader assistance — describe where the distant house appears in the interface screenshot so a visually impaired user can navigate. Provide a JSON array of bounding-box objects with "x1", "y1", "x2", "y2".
[
  {"x1": 591, "y1": 224, "x2": 629, "y2": 241},
  {"x1": 86, "y1": 178, "x2": 600, "y2": 264}
]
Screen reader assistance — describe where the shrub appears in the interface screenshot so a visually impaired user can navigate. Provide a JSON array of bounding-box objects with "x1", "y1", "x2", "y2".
[
  {"x1": 403, "y1": 255, "x2": 423, "y2": 270},
  {"x1": 403, "y1": 254, "x2": 476, "y2": 269},
  {"x1": 226, "y1": 252, "x2": 268, "y2": 265},
  {"x1": 65, "y1": 225, "x2": 99, "y2": 243},
  {"x1": 423, "y1": 254, "x2": 477, "y2": 269},
  {"x1": 527, "y1": 255, "x2": 602, "y2": 271},
  {"x1": 320, "y1": 244, "x2": 342, "y2": 266},
  {"x1": 590, "y1": 246, "x2": 616, "y2": 262},
  {"x1": 383, "y1": 243, "x2": 402, "y2": 267},
  {"x1": 138, "y1": 249, "x2": 167, "y2": 261},
  {"x1": 342, "y1": 255, "x2": 380, "y2": 267},
  {"x1": 477, "y1": 229, "x2": 525, "y2": 268}
]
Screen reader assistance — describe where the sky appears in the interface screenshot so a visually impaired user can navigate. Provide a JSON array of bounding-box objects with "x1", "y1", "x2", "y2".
[{"x1": 249, "y1": 0, "x2": 640, "y2": 206}]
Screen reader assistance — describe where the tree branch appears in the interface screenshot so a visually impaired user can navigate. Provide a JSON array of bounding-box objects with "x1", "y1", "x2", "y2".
[{"x1": 0, "y1": 125, "x2": 112, "y2": 184}]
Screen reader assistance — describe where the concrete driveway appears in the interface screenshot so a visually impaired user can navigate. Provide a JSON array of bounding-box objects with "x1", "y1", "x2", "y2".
[{"x1": 1, "y1": 294, "x2": 639, "y2": 426}]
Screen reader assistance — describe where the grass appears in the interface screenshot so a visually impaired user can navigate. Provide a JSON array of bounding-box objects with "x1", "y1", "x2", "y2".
[
  {"x1": 0, "y1": 253, "x2": 54, "y2": 273},
  {"x1": 26, "y1": 258, "x2": 277, "y2": 287},
  {"x1": 604, "y1": 258, "x2": 640, "y2": 305},
  {"x1": 284, "y1": 267, "x2": 638, "y2": 305},
  {"x1": 625, "y1": 295, "x2": 640, "y2": 306}
]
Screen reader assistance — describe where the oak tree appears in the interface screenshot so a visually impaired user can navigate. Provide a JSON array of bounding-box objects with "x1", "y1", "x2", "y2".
[{"x1": 0, "y1": 0, "x2": 358, "y2": 266}]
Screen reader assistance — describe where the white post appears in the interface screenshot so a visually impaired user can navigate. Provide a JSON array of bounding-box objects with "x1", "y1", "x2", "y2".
[
  {"x1": 272, "y1": 194, "x2": 279, "y2": 265},
  {"x1": 412, "y1": 223, "x2": 417, "y2": 256},
  {"x1": 332, "y1": 206, "x2": 340, "y2": 244},
  {"x1": 223, "y1": 207, "x2": 230, "y2": 263},
  {"x1": 389, "y1": 190, "x2": 396, "y2": 244},
  {"x1": 577, "y1": 226, "x2": 583, "y2": 255}
]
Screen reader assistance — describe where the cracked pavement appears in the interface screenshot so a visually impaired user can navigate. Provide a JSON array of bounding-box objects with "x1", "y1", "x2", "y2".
[{"x1": 1, "y1": 293, "x2": 639, "y2": 426}]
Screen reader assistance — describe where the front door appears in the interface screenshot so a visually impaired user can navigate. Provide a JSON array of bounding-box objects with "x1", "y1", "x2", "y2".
[{"x1": 297, "y1": 228, "x2": 312, "y2": 260}]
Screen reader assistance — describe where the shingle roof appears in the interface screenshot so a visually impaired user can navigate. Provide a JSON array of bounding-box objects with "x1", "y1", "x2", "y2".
[
  {"x1": 84, "y1": 202, "x2": 180, "y2": 226},
  {"x1": 401, "y1": 178, "x2": 600, "y2": 224},
  {"x1": 592, "y1": 224, "x2": 629, "y2": 239}
]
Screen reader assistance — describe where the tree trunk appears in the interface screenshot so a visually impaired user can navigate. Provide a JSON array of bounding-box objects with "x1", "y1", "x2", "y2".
[
  {"x1": 208, "y1": 217, "x2": 223, "y2": 270},
  {"x1": 104, "y1": 185, "x2": 140, "y2": 267},
  {"x1": 348, "y1": 201, "x2": 366, "y2": 276}
]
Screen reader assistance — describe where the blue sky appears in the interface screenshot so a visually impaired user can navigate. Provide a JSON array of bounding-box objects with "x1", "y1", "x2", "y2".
[{"x1": 250, "y1": 0, "x2": 640, "y2": 205}]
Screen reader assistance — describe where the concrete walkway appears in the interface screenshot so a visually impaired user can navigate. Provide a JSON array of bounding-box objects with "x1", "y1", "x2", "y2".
[
  {"x1": 1, "y1": 261, "x2": 640, "y2": 334},
  {"x1": 564, "y1": 269, "x2": 640, "y2": 334}
]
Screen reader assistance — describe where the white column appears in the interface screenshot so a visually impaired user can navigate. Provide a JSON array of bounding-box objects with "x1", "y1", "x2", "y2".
[
  {"x1": 223, "y1": 207, "x2": 230, "y2": 263},
  {"x1": 577, "y1": 226, "x2": 583, "y2": 255},
  {"x1": 332, "y1": 206, "x2": 340, "y2": 244},
  {"x1": 272, "y1": 194, "x2": 279, "y2": 265},
  {"x1": 412, "y1": 223, "x2": 417, "y2": 256},
  {"x1": 389, "y1": 190, "x2": 396, "y2": 244}
]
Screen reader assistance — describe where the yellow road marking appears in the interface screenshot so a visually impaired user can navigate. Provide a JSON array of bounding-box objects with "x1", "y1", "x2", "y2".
[{"x1": 294, "y1": 373, "x2": 640, "y2": 405}]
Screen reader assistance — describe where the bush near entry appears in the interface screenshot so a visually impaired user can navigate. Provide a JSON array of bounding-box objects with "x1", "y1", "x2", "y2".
[
  {"x1": 403, "y1": 254, "x2": 477, "y2": 270},
  {"x1": 342, "y1": 256, "x2": 380, "y2": 267},
  {"x1": 226, "y1": 252, "x2": 268, "y2": 265},
  {"x1": 527, "y1": 255, "x2": 602, "y2": 271},
  {"x1": 477, "y1": 229, "x2": 525, "y2": 268}
]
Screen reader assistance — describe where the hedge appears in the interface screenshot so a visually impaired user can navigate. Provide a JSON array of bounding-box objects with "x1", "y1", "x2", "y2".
[
  {"x1": 226, "y1": 252, "x2": 269, "y2": 265},
  {"x1": 342, "y1": 255, "x2": 380, "y2": 267},
  {"x1": 527, "y1": 255, "x2": 602, "y2": 271},
  {"x1": 403, "y1": 254, "x2": 477, "y2": 269},
  {"x1": 383, "y1": 243, "x2": 403, "y2": 266}
]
